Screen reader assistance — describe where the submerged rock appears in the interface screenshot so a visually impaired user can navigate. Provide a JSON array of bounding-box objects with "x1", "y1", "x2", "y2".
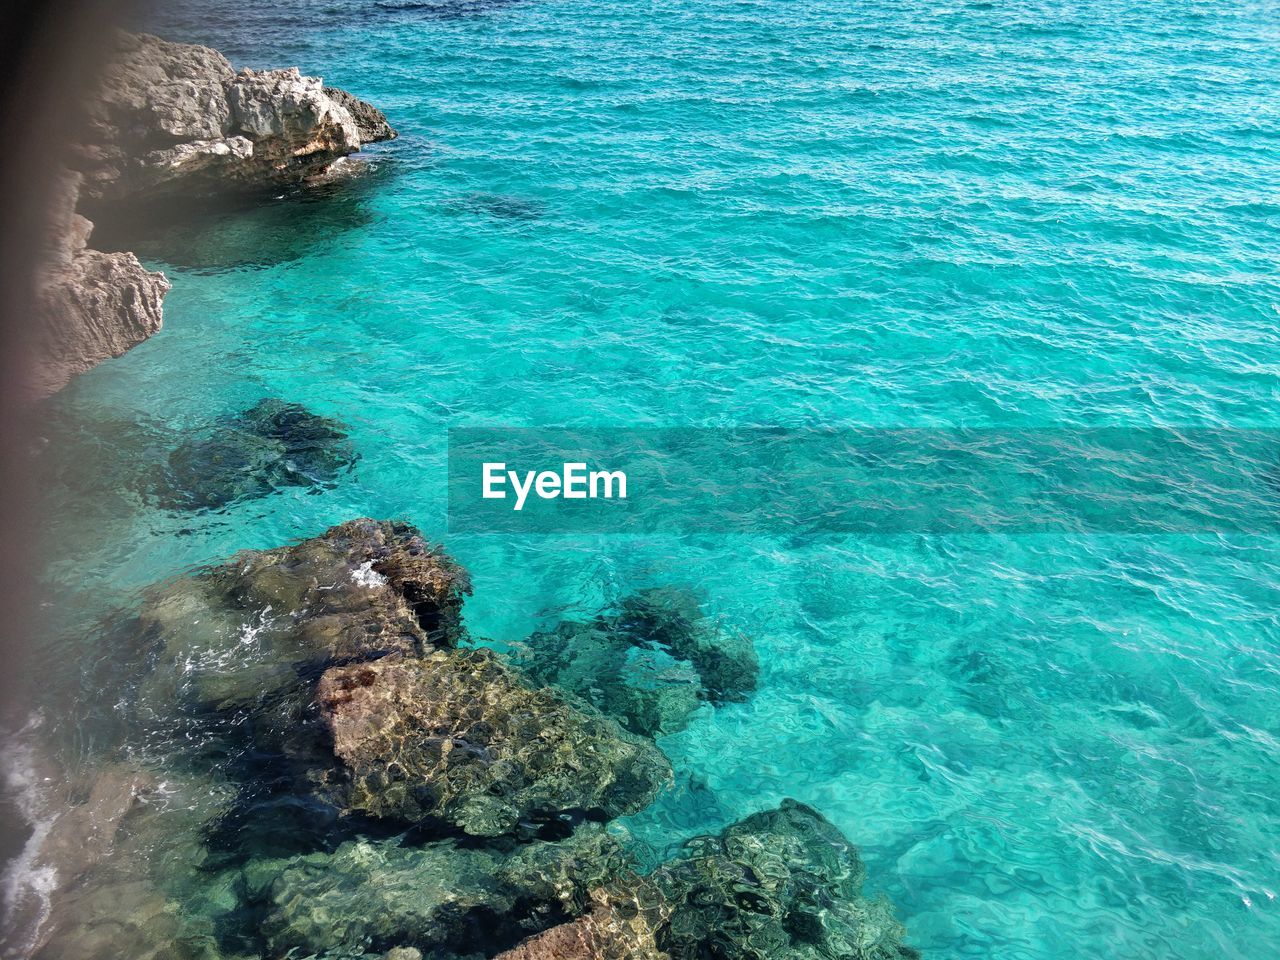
[
  {"x1": 30, "y1": 520, "x2": 918, "y2": 960},
  {"x1": 75, "y1": 32, "x2": 397, "y2": 207},
  {"x1": 494, "y1": 887, "x2": 669, "y2": 960},
  {"x1": 125, "y1": 519, "x2": 470, "y2": 725},
  {"x1": 316, "y1": 649, "x2": 672, "y2": 836},
  {"x1": 258, "y1": 823, "x2": 631, "y2": 957},
  {"x1": 519, "y1": 623, "x2": 704, "y2": 739},
  {"x1": 154, "y1": 398, "x2": 357, "y2": 511},
  {"x1": 499, "y1": 800, "x2": 917, "y2": 960},
  {"x1": 616, "y1": 588, "x2": 759, "y2": 703},
  {"x1": 29, "y1": 169, "x2": 169, "y2": 398},
  {"x1": 653, "y1": 800, "x2": 914, "y2": 960},
  {"x1": 461, "y1": 191, "x2": 545, "y2": 221},
  {"x1": 115, "y1": 518, "x2": 666, "y2": 842},
  {"x1": 517, "y1": 587, "x2": 759, "y2": 737}
]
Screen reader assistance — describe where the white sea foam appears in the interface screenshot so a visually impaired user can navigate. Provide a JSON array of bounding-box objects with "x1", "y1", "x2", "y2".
[
  {"x1": 175, "y1": 606, "x2": 276, "y2": 680},
  {"x1": 351, "y1": 561, "x2": 387, "y2": 590},
  {"x1": 0, "y1": 715, "x2": 58, "y2": 960}
]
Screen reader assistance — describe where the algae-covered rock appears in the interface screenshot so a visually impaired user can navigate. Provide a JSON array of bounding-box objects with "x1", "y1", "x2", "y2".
[
  {"x1": 259, "y1": 824, "x2": 632, "y2": 957},
  {"x1": 154, "y1": 398, "x2": 357, "y2": 511},
  {"x1": 498, "y1": 800, "x2": 917, "y2": 960},
  {"x1": 517, "y1": 587, "x2": 759, "y2": 737},
  {"x1": 125, "y1": 519, "x2": 469, "y2": 726},
  {"x1": 494, "y1": 882, "x2": 671, "y2": 960},
  {"x1": 653, "y1": 799, "x2": 915, "y2": 960},
  {"x1": 316, "y1": 649, "x2": 672, "y2": 836}
]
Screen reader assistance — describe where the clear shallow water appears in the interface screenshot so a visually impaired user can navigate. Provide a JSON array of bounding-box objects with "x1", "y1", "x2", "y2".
[{"x1": 25, "y1": 0, "x2": 1280, "y2": 957}]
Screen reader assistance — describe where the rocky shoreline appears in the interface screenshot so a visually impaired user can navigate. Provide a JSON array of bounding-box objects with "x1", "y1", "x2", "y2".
[
  {"x1": 31, "y1": 31, "x2": 396, "y2": 398},
  {"x1": 18, "y1": 26, "x2": 919, "y2": 960},
  {"x1": 12, "y1": 520, "x2": 918, "y2": 960}
]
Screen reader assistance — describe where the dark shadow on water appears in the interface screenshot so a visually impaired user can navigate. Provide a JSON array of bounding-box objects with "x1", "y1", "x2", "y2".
[
  {"x1": 35, "y1": 399, "x2": 358, "y2": 519},
  {"x1": 451, "y1": 191, "x2": 546, "y2": 223},
  {"x1": 376, "y1": 0, "x2": 526, "y2": 20},
  {"x1": 152, "y1": 400, "x2": 359, "y2": 512},
  {"x1": 86, "y1": 157, "x2": 396, "y2": 274}
]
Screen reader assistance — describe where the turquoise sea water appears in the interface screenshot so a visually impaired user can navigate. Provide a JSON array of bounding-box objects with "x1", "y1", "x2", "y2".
[{"x1": 27, "y1": 0, "x2": 1280, "y2": 957}]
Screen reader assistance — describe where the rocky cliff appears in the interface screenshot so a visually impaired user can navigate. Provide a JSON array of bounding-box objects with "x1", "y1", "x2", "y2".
[
  {"x1": 30, "y1": 169, "x2": 170, "y2": 397},
  {"x1": 30, "y1": 31, "x2": 397, "y2": 398},
  {"x1": 73, "y1": 31, "x2": 396, "y2": 207}
]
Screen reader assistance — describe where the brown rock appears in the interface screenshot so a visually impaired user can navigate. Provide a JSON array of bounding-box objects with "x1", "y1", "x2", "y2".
[
  {"x1": 316, "y1": 649, "x2": 672, "y2": 836},
  {"x1": 495, "y1": 886, "x2": 671, "y2": 960}
]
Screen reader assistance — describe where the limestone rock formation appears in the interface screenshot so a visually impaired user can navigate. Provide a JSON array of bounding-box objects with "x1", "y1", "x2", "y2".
[
  {"x1": 74, "y1": 31, "x2": 397, "y2": 206},
  {"x1": 324, "y1": 85, "x2": 398, "y2": 144},
  {"x1": 30, "y1": 31, "x2": 397, "y2": 396},
  {"x1": 29, "y1": 169, "x2": 169, "y2": 397},
  {"x1": 517, "y1": 587, "x2": 759, "y2": 737},
  {"x1": 316, "y1": 649, "x2": 672, "y2": 836}
]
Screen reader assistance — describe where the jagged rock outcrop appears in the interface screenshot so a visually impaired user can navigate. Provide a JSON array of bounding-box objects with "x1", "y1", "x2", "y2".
[
  {"x1": 516, "y1": 587, "x2": 759, "y2": 737},
  {"x1": 29, "y1": 169, "x2": 169, "y2": 398},
  {"x1": 497, "y1": 800, "x2": 919, "y2": 960},
  {"x1": 73, "y1": 31, "x2": 397, "y2": 206},
  {"x1": 30, "y1": 32, "x2": 397, "y2": 397},
  {"x1": 316, "y1": 650, "x2": 672, "y2": 836},
  {"x1": 124, "y1": 519, "x2": 471, "y2": 728},
  {"x1": 324, "y1": 86, "x2": 397, "y2": 144}
]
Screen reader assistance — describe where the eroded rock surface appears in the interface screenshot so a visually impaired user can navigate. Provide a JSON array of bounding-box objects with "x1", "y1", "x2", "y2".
[
  {"x1": 518, "y1": 587, "x2": 759, "y2": 737},
  {"x1": 75, "y1": 31, "x2": 397, "y2": 206},
  {"x1": 124, "y1": 519, "x2": 470, "y2": 727},
  {"x1": 317, "y1": 650, "x2": 672, "y2": 836},
  {"x1": 30, "y1": 32, "x2": 397, "y2": 396},
  {"x1": 29, "y1": 169, "x2": 169, "y2": 398}
]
